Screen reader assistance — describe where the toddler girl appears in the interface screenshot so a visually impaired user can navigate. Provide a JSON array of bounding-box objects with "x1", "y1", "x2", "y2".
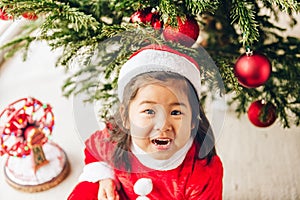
[{"x1": 68, "y1": 44, "x2": 223, "y2": 200}]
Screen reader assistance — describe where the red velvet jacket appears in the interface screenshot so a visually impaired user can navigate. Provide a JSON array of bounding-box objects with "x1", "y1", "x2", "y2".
[{"x1": 68, "y1": 129, "x2": 223, "y2": 200}]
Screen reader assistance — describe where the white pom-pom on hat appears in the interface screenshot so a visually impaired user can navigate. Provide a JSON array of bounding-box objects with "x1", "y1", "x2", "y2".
[
  {"x1": 134, "y1": 178, "x2": 153, "y2": 199},
  {"x1": 117, "y1": 44, "x2": 201, "y2": 102}
]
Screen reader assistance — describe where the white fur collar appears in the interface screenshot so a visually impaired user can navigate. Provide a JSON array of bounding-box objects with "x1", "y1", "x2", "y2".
[{"x1": 131, "y1": 137, "x2": 193, "y2": 171}]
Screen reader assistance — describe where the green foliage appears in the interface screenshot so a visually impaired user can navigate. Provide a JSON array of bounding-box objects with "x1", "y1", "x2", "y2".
[
  {"x1": 266, "y1": 0, "x2": 299, "y2": 14},
  {"x1": 230, "y1": 0, "x2": 259, "y2": 46},
  {"x1": 0, "y1": 0, "x2": 299, "y2": 127},
  {"x1": 185, "y1": 0, "x2": 219, "y2": 15}
]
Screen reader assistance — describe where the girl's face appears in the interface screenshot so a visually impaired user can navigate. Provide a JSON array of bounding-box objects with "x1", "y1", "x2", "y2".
[{"x1": 125, "y1": 82, "x2": 194, "y2": 160}]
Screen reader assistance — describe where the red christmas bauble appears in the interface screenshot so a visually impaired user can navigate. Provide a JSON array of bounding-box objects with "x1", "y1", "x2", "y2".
[
  {"x1": 22, "y1": 12, "x2": 38, "y2": 20},
  {"x1": 163, "y1": 16, "x2": 199, "y2": 47},
  {"x1": 130, "y1": 7, "x2": 162, "y2": 30},
  {"x1": 234, "y1": 52, "x2": 271, "y2": 88},
  {"x1": 247, "y1": 100, "x2": 277, "y2": 127},
  {"x1": 0, "y1": 8, "x2": 13, "y2": 20}
]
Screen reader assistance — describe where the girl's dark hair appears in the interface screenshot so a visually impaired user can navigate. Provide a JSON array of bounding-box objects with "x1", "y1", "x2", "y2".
[{"x1": 108, "y1": 71, "x2": 216, "y2": 171}]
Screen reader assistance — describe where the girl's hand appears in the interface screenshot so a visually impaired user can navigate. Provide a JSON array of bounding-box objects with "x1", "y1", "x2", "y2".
[{"x1": 98, "y1": 179, "x2": 120, "y2": 200}]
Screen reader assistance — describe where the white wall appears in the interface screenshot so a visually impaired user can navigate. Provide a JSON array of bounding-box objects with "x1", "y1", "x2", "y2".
[{"x1": 217, "y1": 110, "x2": 300, "y2": 199}]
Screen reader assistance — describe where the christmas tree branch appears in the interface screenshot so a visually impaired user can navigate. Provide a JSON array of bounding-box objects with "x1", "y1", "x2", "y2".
[
  {"x1": 265, "y1": 0, "x2": 299, "y2": 14},
  {"x1": 185, "y1": 0, "x2": 219, "y2": 15},
  {"x1": 230, "y1": 0, "x2": 259, "y2": 46},
  {"x1": 0, "y1": 0, "x2": 299, "y2": 127},
  {"x1": 0, "y1": 18, "x2": 42, "y2": 60},
  {"x1": 159, "y1": 0, "x2": 183, "y2": 25},
  {"x1": 0, "y1": 36, "x2": 35, "y2": 61}
]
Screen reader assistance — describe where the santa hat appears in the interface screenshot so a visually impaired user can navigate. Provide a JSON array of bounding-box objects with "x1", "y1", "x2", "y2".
[{"x1": 117, "y1": 44, "x2": 201, "y2": 101}]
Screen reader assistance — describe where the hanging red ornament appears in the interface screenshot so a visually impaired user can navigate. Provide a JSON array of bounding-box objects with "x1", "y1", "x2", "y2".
[
  {"x1": 22, "y1": 12, "x2": 38, "y2": 20},
  {"x1": 234, "y1": 51, "x2": 272, "y2": 88},
  {"x1": 130, "y1": 7, "x2": 163, "y2": 30},
  {"x1": 0, "y1": 8, "x2": 13, "y2": 20},
  {"x1": 163, "y1": 16, "x2": 200, "y2": 47},
  {"x1": 247, "y1": 100, "x2": 277, "y2": 127}
]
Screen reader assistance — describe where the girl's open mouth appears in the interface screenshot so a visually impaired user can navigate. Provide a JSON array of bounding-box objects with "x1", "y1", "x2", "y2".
[{"x1": 151, "y1": 138, "x2": 172, "y2": 150}]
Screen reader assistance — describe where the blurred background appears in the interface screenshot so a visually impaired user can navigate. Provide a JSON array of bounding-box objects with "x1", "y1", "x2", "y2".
[{"x1": 0, "y1": 11, "x2": 300, "y2": 200}]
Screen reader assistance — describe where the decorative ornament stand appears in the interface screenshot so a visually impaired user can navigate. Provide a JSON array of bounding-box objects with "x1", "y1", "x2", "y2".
[{"x1": 0, "y1": 97, "x2": 70, "y2": 192}]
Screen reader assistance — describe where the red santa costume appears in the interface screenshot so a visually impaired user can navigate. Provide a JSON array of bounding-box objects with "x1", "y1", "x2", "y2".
[
  {"x1": 68, "y1": 45, "x2": 223, "y2": 200},
  {"x1": 68, "y1": 129, "x2": 223, "y2": 200}
]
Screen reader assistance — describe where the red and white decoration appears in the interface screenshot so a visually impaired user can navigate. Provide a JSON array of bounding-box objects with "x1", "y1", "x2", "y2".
[
  {"x1": 130, "y1": 7, "x2": 162, "y2": 30},
  {"x1": 4, "y1": 142, "x2": 67, "y2": 186},
  {"x1": 22, "y1": 12, "x2": 38, "y2": 20},
  {"x1": 234, "y1": 50, "x2": 272, "y2": 88},
  {"x1": 0, "y1": 97, "x2": 54, "y2": 157},
  {"x1": 130, "y1": 8, "x2": 200, "y2": 47},
  {"x1": 163, "y1": 15, "x2": 200, "y2": 47},
  {"x1": 0, "y1": 97, "x2": 70, "y2": 192},
  {"x1": 0, "y1": 7, "x2": 38, "y2": 21},
  {"x1": 0, "y1": 8, "x2": 13, "y2": 20},
  {"x1": 247, "y1": 99, "x2": 277, "y2": 127}
]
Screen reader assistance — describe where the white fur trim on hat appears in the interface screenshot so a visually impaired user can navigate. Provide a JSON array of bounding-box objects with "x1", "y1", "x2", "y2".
[{"x1": 117, "y1": 49, "x2": 201, "y2": 101}]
